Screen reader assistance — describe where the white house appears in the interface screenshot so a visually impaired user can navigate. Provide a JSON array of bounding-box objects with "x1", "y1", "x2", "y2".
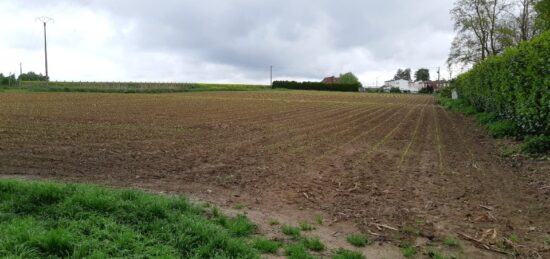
[{"x1": 383, "y1": 79, "x2": 419, "y2": 93}]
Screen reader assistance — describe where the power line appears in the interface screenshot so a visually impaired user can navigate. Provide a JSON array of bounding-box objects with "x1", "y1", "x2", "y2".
[{"x1": 36, "y1": 16, "x2": 54, "y2": 80}]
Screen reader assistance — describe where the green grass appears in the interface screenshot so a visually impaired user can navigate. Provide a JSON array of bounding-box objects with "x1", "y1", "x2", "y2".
[
  {"x1": 252, "y1": 238, "x2": 280, "y2": 254},
  {"x1": 281, "y1": 225, "x2": 301, "y2": 238},
  {"x1": 402, "y1": 245, "x2": 416, "y2": 258},
  {"x1": 268, "y1": 219, "x2": 280, "y2": 226},
  {"x1": 314, "y1": 214, "x2": 323, "y2": 225},
  {"x1": 285, "y1": 243, "x2": 315, "y2": 259},
  {"x1": 427, "y1": 249, "x2": 446, "y2": 259},
  {"x1": 332, "y1": 248, "x2": 365, "y2": 259},
  {"x1": 0, "y1": 179, "x2": 260, "y2": 258},
  {"x1": 301, "y1": 236, "x2": 325, "y2": 251},
  {"x1": 300, "y1": 222, "x2": 315, "y2": 231},
  {"x1": 443, "y1": 238, "x2": 460, "y2": 248},
  {"x1": 14, "y1": 81, "x2": 271, "y2": 94},
  {"x1": 346, "y1": 234, "x2": 369, "y2": 247}
]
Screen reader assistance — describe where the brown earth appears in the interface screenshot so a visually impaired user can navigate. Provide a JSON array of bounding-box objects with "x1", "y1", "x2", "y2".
[{"x1": 0, "y1": 91, "x2": 548, "y2": 258}]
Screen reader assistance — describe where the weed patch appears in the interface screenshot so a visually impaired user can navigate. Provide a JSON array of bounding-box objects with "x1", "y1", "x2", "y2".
[
  {"x1": 346, "y1": 234, "x2": 369, "y2": 247},
  {"x1": 0, "y1": 180, "x2": 259, "y2": 258},
  {"x1": 252, "y1": 238, "x2": 280, "y2": 254},
  {"x1": 402, "y1": 245, "x2": 416, "y2": 258},
  {"x1": 332, "y1": 248, "x2": 365, "y2": 259},
  {"x1": 285, "y1": 243, "x2": 314, "y2": 259},
  {"x1": 301, "y1": 237, "x2": 325, "y2": 251},
  {"x1": 281, "y1": 225, "x2": 301, "y2": 238}
]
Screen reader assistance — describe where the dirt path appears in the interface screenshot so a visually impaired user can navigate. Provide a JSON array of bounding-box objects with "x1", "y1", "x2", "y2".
[{"x1": 0, "y1": 91, "x2": 548, "y2": 258}]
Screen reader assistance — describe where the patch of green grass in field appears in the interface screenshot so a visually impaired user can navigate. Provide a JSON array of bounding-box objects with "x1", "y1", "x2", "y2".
[
  {"x1": 443, "y1": 237, "x2": 460, "y2": 248},
  {"x1": 427, "y1": 249, "x2": 447, "y2": 259},
  {"x1": 281, "y1": 225, "x2": 301, "y2": 238},
  {"x1": 346, "y1": 234, "x2": 369, "y2": 247},
  {"x1": 301, "y1": 236, "x2": 325, "y2": 251},
  {"x1": 402, "y1": 245, "x2": 416, "y2": 258},
  {"x1": 285, "y1": 243, "x2": 315, "y2": 259},
  {"x1": 268, "y1": 219, "x2": 280, "y2": 226},
  {"x1": 0, "y1": 179, "x2": 259, "y2": 258},
  {"x1": 252, "y1": 238, "x2": 280, "y2": 254},
  {"x1": 332, "y1": 248, "x2": 365, "y2": 259},
  {"x1": 300, "y1": 222, "x2": 315, "y2": 231},
  {"x1": 314, "y1": 214, "x2": 323, "y2": 225}
]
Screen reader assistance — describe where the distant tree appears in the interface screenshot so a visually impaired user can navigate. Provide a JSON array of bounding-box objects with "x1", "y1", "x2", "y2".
[
  {"x1": 338, "y1": 72, "x2": 361, "y2": 85},
  {"x1": 393, "y1": 68, "x2": 411, "y2": 81},
  {"x1": 0, "y1": 73, "x2": 17, "y2": 86},
  {"x1": 414, "y1": 68, "x2": 430, "y2": 81},
  {"x1": 18, "y1": 71, "x2": 48, "y2": 81}
]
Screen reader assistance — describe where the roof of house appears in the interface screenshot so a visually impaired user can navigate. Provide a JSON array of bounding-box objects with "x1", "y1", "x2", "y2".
[{"x1": 321, "y1": 76, "x2": 339, "y2": 84}]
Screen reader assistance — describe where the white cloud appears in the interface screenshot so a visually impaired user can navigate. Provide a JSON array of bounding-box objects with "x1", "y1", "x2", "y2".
[{"x1": 0, "y1": 0, "x2": 456, "y2": 83}]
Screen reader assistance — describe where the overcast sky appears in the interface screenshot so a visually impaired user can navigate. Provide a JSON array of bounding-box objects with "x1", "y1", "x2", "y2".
[{"x1": 0, "y1": 0, "x2": 457, "y2": 85}]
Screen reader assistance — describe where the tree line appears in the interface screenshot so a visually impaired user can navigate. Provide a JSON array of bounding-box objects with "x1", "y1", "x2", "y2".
[
  {"x1": 448, "y1": 0, "x2": 549, "y2": 67},
  {"x1": 0, "y1": 72, "x2": 48, "y2": 86}
]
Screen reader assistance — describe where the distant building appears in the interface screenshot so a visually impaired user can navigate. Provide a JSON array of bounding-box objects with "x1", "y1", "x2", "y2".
[
  {"x1": 416, "y1": 80, "x2": 450, "y2": 91},
  {"x1": 321, "y1": 76, "x2": 339, "y2": 84},
  {"x1": 383, "y1": 79, "x2": 419, "y2": 93}
]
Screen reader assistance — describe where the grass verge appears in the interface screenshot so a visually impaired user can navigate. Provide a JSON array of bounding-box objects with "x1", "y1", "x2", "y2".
[
  {"x1": 4, "y1": 81, "x2": 271, "y2": 94},
  {"x1": 438, "y1": 97, "x2": 548, "y2": 155},
  {"x1": 0, "y1": 179, "x2": 259, "y2": 258}
]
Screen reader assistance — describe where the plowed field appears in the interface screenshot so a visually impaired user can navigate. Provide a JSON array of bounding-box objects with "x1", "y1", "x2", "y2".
[{"x1": 1, "y1": 91, "x2": 548, "y2": 258}]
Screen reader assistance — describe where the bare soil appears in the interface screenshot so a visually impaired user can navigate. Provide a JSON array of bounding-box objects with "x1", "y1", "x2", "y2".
[{"x1": 1, "y1": 91, "x2": 548, "y2": 258}]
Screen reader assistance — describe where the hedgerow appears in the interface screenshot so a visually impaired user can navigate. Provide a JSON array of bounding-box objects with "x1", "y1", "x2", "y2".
[
  {"x1": 452, "y1": 31, "x2": 550, "y2": 137},
  {"x1": 272, "y1": 81, "x2": 360, "y2": 92}
]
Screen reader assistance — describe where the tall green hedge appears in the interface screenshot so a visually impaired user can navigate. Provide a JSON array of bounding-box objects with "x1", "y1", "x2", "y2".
[
  {"x1": 272, "y1": 81, "x2": 360, "y2": 92},
  {"x1": 452, "y1": 31, "x2": 550, "y2": 136}
]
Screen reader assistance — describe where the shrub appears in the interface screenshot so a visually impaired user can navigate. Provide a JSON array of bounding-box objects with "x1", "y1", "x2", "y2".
[
  {"x1": 521, "y1": 135, "x2": 550, "y2": 154},
  {"x1": 486, "y1": 120, "x2": 518, "y2": 138},
  {"x1": 273, "y1": 81, "x2": 360, "y2": 92},
  {"x1": 452, "y1": 31, "x2": 550, "y2": 136}
]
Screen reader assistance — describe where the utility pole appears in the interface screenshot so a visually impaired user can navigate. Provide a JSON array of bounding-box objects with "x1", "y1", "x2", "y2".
[
  {"x1": 36, "y1": 17, "x2": 53, "y2": 81},
  {"x1": 437, "y1": 67, "x2": 441, "y2": 81},
  {"x1": 19, "y1": 63, "x2": 22, "y2": 86},
  {"x1": 270, "y1": 65, "x2": 273, "y2": 86}
]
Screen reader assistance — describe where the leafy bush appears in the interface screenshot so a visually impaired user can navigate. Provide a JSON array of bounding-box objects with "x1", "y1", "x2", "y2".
[
  {"x1": 486, "y1": 120, "x2": 518, "y2": 138},
  {"x1": 452, "y1": 31, "x2": 550, "y2": 136},
  {"x1": 521, "y1": 135, "x2": 550, "y2": 154},
  {"x1": 273, "y1": 81, "x2": 360, "y2": 92}
]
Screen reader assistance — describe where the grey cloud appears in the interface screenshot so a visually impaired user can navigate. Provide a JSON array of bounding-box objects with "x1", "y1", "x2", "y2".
[{"x1": 4, "y1": 0, "x2": 456, "y2": 82}]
